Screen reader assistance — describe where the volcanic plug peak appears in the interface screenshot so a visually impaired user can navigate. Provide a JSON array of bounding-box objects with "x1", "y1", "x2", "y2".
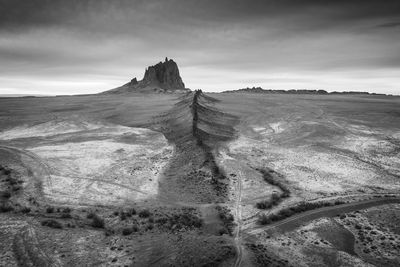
[
  {"x1": 142, "y1": 57, "x2": 185, "y2": 89},
  {"x1": 104, "y1": 58, "x2": 189, "y2": 94}
]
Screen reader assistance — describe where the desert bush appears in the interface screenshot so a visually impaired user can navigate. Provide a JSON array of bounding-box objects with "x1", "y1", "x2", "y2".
[
  {"x1": 0, "y1": 203, "x2": 14, "y2": 212},
  {"x1": 41, "y1": 219, "x2": 63, "y2": 229},
  {"x1": 334, "y1": 200, "x2": 345, "y2": 205},
  {"x1": 256, "y1": 193, "x2": 282, "y2": 210},
  {"x1": 258, "y1": 214, "x2": 272, "y2": 225},
  {"x1": 61, "y1": 213, "x2": 72, "y2": 219},
  {"x1": 63, "y1": 207, "x2": 71, "y2": 213},
  {"x1": 46, "y1": 207, "x2": 54, "y2": 213},
  {"x1": 21, "y1": 207, "x2": 31, "y2": 213},
  {"x1": 156, "y1": 211, "x2": 202, "y2": 230},
  {"x1": 138, "y1": 209, "x2": 151, "y2": 218},
  {"x1": 122, "y1": 227, "x2": 133, "y2": 236},
  {"x1": 119, "y1": 212, "x2": 127, "y2": 221},
  {"x1": 0, "y1": 191, "x2": 11, "y2": 199},
  {"x1": 218, "y1": 227, "x2": 229, "y2": 235},
  {"x1": 256, "y1": 200, "x2": 272, "y2": 209},
  {"x1": 171, "y1": 213, "x2": 202, "y2": 228},
  {"x1": 256, "y1": 168, "x2": 291, "y2": 198},
  {"x1": 216, "y1": 206, "x2": 234, "y2": 235},
  {"x1": 130, "y1": 207, "x2": 137, "y2": 215},
  {"x1": 90, "y1": 214, "x2": 105, "y2": 228}
]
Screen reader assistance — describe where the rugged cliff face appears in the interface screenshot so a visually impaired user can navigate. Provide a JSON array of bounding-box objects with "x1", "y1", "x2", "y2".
[
  {"x1": 141, "y1": 58, "x2": 185, "y2": 89},
  {"x1": 103, "y1": 58, "x2": 189, "y2": 94}
]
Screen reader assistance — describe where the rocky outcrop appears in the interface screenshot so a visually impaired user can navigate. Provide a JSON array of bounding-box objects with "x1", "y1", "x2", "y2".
[
  {"x1": 142, "y1": 57, "x2": 185, "y2": 90},
  {"x1": 103, "y1": 58, "x2": 189, "y2": 94}
]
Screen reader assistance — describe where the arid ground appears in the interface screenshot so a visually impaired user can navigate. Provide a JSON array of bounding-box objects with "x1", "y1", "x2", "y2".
[{"x1": 0, "y1": 92, "x2": 399, "y2": 266}]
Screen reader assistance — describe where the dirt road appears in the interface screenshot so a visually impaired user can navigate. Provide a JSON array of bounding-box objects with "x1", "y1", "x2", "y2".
[
  {"x1": 233, "y1": 171, "x2": 243, "y2": 267},
  {"x1": 246, "y1": 196, "x2": 400, "y2": 236}
]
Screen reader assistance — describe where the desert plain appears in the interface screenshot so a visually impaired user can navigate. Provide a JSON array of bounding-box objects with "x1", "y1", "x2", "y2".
[{"x1": 0, "y1": 91, "x2": 399, "y2": 266}]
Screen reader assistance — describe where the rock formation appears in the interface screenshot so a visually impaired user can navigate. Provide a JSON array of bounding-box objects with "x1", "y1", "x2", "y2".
[{"x1": 103, "y1": 58, "x2": 189, "y2": 94}]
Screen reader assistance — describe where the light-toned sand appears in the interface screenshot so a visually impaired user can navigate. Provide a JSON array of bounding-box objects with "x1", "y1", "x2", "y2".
[{"x1": 0, "y1": 118, "x2": 173, "y2": 206}]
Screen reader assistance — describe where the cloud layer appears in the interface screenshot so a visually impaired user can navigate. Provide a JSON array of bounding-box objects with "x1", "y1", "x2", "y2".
[{"x1": 0, "y1": 0, "x2": 399, "y2": 94}]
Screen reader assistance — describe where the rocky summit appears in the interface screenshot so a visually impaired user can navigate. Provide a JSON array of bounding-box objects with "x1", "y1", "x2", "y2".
[{"x1": 104, "y1": 58, "x2": 189, "y2": 94}]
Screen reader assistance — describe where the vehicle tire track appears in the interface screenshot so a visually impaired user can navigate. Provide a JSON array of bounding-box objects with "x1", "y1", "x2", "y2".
[{"x1": 234, "y1": 171, "x2": 243, "y2": 267}]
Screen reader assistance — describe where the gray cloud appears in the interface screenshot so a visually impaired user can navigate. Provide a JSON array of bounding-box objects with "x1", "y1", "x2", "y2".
[{"x1": 0, "y1": 0, "x2": 399, "y2": 95}]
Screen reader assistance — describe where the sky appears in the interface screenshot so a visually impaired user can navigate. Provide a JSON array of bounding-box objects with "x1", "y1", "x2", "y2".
[{"x1": 0, "y1": 0, "x2": 400, "y2": 95}]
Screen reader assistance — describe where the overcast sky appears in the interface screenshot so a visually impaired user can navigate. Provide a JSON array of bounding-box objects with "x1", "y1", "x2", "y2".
[{"x1": 1, "y1": 0, "x2": 400, "y2": 95}]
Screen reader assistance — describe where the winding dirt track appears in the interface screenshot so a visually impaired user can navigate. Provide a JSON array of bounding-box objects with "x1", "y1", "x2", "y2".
[
  {"x1": 245, "y1": 196, "x2": 400, "y2": 236},
  {"x1": 233, "y1": 171, "x2": 243, "y2": 267}
]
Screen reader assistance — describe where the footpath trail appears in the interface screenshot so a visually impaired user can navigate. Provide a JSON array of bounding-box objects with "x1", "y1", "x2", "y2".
[{"x1": 245, "y1": 196, "x2": 400, "y2": 236}]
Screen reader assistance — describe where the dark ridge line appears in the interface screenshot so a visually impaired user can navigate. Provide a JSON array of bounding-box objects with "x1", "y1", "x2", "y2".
[{"x1": 191, "y1": 90, "x2": 229, "y2": 185}]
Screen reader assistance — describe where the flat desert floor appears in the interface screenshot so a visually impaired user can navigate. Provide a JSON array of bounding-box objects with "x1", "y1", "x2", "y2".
[{"x1": 0, "y1": 92, "x2": 399, "y2": 266}]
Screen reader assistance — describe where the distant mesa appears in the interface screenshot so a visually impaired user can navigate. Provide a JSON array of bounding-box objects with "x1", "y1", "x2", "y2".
[
  {"x1": 103, "y1": 57, "x2": 190, "y2": 94},
  {"x1": 223, "y1": 87, "x2": 392, "y2": 96}
]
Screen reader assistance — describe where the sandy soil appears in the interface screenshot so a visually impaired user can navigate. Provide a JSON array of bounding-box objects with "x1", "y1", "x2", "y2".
[
  {"x1": 0, "y1": 117, "x2": 173, "y2": 206},
  {"x1": 1, "y1": 92, "x2": 399, "y2": 266}
]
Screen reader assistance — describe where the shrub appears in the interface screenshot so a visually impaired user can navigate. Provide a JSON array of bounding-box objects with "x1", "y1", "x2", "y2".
[
  {"x1": 256, "y1": 200, "x2": 272, "y2": 209},
  {"x1": 91, "y1": 214, "x2": 105, "y2": 228},
  {"x1": 12, "y1": 185, "x2": 21, "y2": 192},
  {"x1": 0, "y1": 203, "x2": 14, "y2": 212},
  {"x1": 61, "y1": 213, "x2": 72, "y2": 219},
  {"x1": 170, "y1": 213, "x2": 202, "y2": 228},
  {"x1": 334, "y1": 200, "x2": 345, "y2": 205},
  {"x1": 122, "y1": 228, "x2": 133, "y2": 236},
  {"x1": 132, "y1": 224, "x2": 139, "y2": 232},
  {"x1": 46, "y1": 207, "x2": 54, "y2": 213},
  {"x1": 258, "y1": 214, "x2": 272, "y2": 225},
  {"x1": 1, "y1": 191, "x2": 11, "y2": 199},
  {"x1": 119, "y1": 212, "x2": 127, "y2": 221},
  {"x1": 21, "y1": 207, "x2": 31, "y2": 213},
  {"x1": 138, "y1": 209, "x2": 151, "y2": 218},
  {"x1": 218, "y1": 227, "x2": 229, "y2": 235},
  {"x1": 130, "y1": 208, "x2": 137, "y2": 215},
  {"x1": 63, "y1": 208, "x2": 71, "y2": 213},
  {"x1": 41, "y1": 220, "x2": 63, "y2": 229},
  {"x1": 216, "y1": 206, "x2": 234, "y2": 235}
]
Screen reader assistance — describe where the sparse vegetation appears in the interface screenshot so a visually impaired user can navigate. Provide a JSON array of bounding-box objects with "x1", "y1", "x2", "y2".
[
  {"x1": 41, "y1": 219, "x2": 63, "y2": 229},
  {"x1": 0, "y1": 191, "x2": 11, "y2": 199},
  {"x1": 256, "y1": 193, "x2": 281, "y2": 209},
  {"x1": 0, "y1": 203, "x2": 14, "y2": 212},
  {"x1": 256, "y1": 167, "x2": 290, "y2": 198},
  {"x1": 20, "y1": 207, "x2": 31, "y2": 213},
  {"x1": 216, "y1": 206, "x2": 235, "y2": 235},
  {"x1": 258, "y1": 200, "x2": 346, "y2": 225},
  {"x1": 61, "y1": 213, "x2": 72, "y2": 219},
  {"x1": 254, "y1": 168, "x2": 291, "y2": 211},
  {"x1": 90, "y1": 213, "x2": 105, "y2": 228},
  {"x1": 155, "y1": 210, "x2": 203, "y2": 231},
  {"x1": 138, "y1": 209, "x2": 151, "y2": 218},
  {"x1": 46, "y1": 207, "x2": 55, "y2": 213},
  {"x1": 122, "y1": 227, "x2": 134, "y2": 235}
]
